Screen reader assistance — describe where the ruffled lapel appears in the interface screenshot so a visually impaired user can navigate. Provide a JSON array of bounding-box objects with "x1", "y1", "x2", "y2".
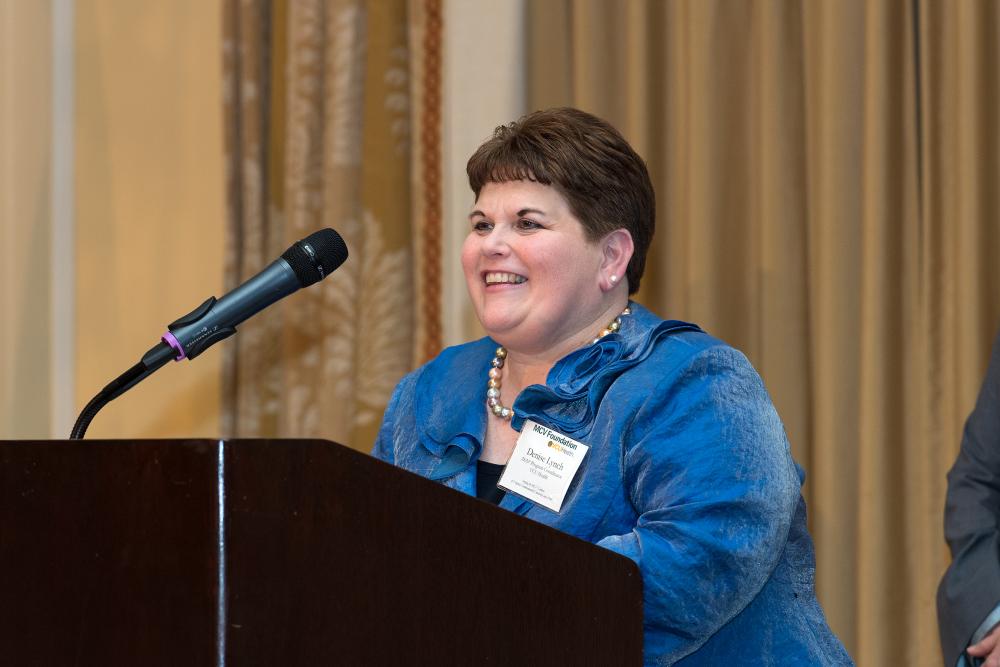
[
  {"x1": 413, "y1": 304, "x2": 702, "y2": 482},
  {"x1": 510, "y1": 303, "x2": 702, "y2": 435},
  {"x1": 415, "y1": 337, "x2": 494, "y2": 480}
]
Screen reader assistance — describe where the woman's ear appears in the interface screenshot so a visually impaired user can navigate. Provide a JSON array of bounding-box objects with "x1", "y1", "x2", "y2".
[{"x1": 600, "y1": 229, "x2": 634, "y2": 292}]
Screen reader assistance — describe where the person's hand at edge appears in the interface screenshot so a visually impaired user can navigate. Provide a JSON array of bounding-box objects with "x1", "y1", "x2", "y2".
[{"x1": 968, "y1": 624, "x2": 1000, "y2": 666}]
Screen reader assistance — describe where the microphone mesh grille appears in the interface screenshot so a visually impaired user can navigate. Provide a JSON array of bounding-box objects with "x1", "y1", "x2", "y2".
[{"x1": 281, "y1": 228, "x2": 349, "y2": 287}]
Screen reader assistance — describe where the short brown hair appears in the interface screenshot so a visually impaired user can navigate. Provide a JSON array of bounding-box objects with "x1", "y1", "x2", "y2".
[{"x1": 467, "y1": 107, "x2": 654, "y2": 293}]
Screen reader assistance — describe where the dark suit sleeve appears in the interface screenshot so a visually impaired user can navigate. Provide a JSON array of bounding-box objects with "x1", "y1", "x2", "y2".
[{"x1": 938, "y1": 330, "x2": 1000, "y2": 667}]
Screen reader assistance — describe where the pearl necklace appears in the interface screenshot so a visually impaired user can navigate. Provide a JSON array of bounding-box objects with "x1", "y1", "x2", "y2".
[{"x1": 486, "y1": 306, "x2": 631, "y2": 420}]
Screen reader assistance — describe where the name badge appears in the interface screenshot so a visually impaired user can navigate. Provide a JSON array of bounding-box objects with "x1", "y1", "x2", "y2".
[{"x1": 498, "y1": 419, "x2": 589, "y2": 513}]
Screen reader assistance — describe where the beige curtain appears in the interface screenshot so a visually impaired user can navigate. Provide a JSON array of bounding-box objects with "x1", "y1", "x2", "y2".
[
  {"x1": 527, "y1": 0, "x2": 1000, "y2": 664},
  {"x1": 221, "y1": 0, "x2": 441, "y2": 449}
]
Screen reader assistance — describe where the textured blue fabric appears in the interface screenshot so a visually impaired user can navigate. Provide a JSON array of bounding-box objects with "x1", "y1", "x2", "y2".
[{"x1": 372, "y1": 302, "x2": 852, "y2": 665}]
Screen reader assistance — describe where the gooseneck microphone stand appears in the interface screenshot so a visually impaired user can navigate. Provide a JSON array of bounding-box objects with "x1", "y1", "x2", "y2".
[
  {"x1": 69, "y1": 341, "x2": 177, "y2": 440},
  {"x1": 68, "y1": 228, "x2": 348, "y2": 440}
]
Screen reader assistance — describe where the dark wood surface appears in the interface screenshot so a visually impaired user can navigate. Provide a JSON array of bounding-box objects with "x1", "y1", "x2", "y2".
[
  {"x1": 0, "y1": 440, "x2": 219, "y2": 666},
  {"x1": 1, "y1": 439, "x2": 643, "y2": 666},
  {"x1": 225, "y1": 439, "x2": 643, "y2": 665}
]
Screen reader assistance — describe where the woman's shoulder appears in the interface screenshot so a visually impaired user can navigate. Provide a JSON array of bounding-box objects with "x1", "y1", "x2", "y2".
[
  {"x1": 627, "y1": 301, "x2": 741, "y2": 370},
  {"x1": 624, "y1": 303, "x2": 774, "y2": 409},
  {"x1": 389, "y1": 336, "x2": 496, "y2": 400},
  {"x1": 420, "y1": 336, "x2": 496, "y2": 378}
]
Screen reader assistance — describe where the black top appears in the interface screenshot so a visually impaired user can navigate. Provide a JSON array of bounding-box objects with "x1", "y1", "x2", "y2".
[{"x1": 476, "y1": 460, "x2": 507, "y2": 505}]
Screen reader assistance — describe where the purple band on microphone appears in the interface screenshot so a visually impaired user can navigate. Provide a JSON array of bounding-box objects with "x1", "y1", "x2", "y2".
[{"x1": 162, "y1": 331, "x2": 186, "y2": 361}]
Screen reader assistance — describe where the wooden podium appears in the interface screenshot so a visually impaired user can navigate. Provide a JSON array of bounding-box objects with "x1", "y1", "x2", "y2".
[{"x1": 0, "y1": 439, "x2": 642, "y2": 665}]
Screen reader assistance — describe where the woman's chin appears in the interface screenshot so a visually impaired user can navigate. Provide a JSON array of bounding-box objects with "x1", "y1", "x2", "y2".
[
  {"x1": 479, "y1": 315, "x2": 529, "y2": 345},
  {"x1": 480, "y1": 318, "x2": 517, "y2": 341},
  {"x1": 477, "y1": 301, "x2": 520, "y2": 327}
]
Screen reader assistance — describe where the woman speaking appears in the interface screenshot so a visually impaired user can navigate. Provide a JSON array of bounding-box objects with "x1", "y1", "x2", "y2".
[{"x1": 373, "y1": 108, "x2": 850, "y2": 665}]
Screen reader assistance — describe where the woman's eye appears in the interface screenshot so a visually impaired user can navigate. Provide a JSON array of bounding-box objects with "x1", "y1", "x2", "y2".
[
  {"x1": 472, "y1": 220, "x2": 493, "y2": 233},
  {"x1": 516, "y1": 218, "x2": 541, "y2": 230}
]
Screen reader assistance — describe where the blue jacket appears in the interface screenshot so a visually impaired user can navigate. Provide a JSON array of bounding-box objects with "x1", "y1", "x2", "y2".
[{"x1": 372, "y1": 302, "x2": 852, "y2": 665}]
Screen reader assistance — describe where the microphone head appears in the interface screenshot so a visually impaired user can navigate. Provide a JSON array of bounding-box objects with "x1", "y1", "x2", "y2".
[{"x1": 282, "y1": 228, "x2": 349, "y2": 287}]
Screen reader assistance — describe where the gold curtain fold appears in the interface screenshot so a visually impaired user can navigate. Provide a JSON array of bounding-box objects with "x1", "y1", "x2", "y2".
[
  {"x1": 221, "y1": 0, "x2": 440, "y2": 448},
  {"x1": 528, "y1": 0, "x2": 1000, "y2": 664}
]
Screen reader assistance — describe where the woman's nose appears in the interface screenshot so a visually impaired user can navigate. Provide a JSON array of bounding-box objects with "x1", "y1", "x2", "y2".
[{"x1": 481, "y1": 226, "x2": 511, "y2": 256}]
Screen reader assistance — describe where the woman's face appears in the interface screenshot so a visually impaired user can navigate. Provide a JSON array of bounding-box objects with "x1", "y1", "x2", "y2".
[{"x1": 462, "y1": 180, "x2": 610, "y2": 356}]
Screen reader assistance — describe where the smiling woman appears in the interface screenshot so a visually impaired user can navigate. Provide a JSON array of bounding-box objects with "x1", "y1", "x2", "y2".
[
  {"x1": 462, "y1": 180, "x2": 629, "y2": 360},
  {"x1": 372, "y1": 107, "x2": 853, "y2": 665}
]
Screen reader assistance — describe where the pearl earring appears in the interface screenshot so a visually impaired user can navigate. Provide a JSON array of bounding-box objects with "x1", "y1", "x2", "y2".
[{"x1": 610, "y1": 275, "x2": 618, "y2": 283}]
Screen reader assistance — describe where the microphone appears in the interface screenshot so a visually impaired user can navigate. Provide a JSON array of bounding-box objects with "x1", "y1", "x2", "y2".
[
  {"x1": 162, "y1": 227, "x2": 348, "y2": 361},
  {"x1": 70, "y1": 228, "x2": 349, "y2": 439}
]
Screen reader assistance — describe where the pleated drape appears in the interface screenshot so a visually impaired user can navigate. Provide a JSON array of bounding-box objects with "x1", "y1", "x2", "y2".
[
  {"x1": 526, "y1": 1, "x2": 1000, "y2": 663},
  {"x1": 221, "y1": 0, "x2": 441, "y2": 448}
]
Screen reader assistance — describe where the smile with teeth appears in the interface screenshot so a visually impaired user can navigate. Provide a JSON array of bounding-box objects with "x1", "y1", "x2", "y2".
[{"x1": 484, "y1": 271, "x2": 527, "y2": 285}]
